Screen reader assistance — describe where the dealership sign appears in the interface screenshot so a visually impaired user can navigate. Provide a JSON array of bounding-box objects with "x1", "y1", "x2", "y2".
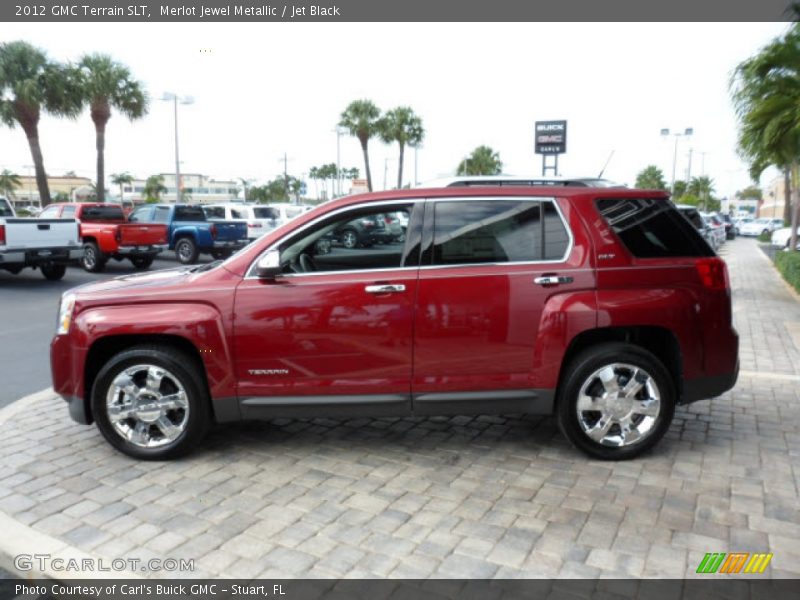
[{"x1": 535, "y1": 120, "x2": 567, "y2": 154}]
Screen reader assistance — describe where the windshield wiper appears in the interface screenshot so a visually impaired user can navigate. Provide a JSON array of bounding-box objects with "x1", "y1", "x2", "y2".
[{"x1": 189, "y1": 260, "x2": 222, "y2": 273}]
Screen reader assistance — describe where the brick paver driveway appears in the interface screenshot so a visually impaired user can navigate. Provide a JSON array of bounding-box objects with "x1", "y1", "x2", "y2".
[{"x1": 0, "y1": 239, "x2": 798, "y2": 579}]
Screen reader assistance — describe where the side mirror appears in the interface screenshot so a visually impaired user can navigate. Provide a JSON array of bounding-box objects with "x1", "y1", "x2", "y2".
[{"x1": 256, "y1": 250, "x2": 282, "y2": 279}]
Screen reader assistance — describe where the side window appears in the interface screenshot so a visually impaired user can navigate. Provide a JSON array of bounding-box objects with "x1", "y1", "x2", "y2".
[
  {"x1": 129, "y1": 206, "x2": 151, "y2": 222},
  {"x1": 61, "y1": 205, "x2": 76, "y2": 219},
  {"x1": 231, "y1": 208, "x2": 246, "y2": 219},
  {"x1": 277, "y1": 204, "x2": 414, "y2": 274},
  {"x1": 40, "y1": 205, "x2": 61, "y2": 218},
  {"x1": 154, "y1": 207, "x2": 171, "y2": 223},
  {"x1": 430, "y1": 200, "x2": 567, "y2": 266},
  {"x1": 596, "y1": 198, "x2": 714, "y2": 258},
  {"x1": 204, "y1": 206, "x2": 225, "y2": 219}
]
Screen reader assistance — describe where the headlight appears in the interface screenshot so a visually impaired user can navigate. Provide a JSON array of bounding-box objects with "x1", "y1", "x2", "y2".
[{"x1": 57, "y1": 293, "x2": 76, "y2": 335}]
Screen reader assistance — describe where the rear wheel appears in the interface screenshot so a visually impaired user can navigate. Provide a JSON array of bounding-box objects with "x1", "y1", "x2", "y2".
[
  {"x1": 557, "y1": 343, "x2": 675, "y2": 460},
  {"x1": 131, "y1": 256, "x2": 154, "y2": 270},
  {"x1": 40, "y1": 264, "x2": 66, "y2": 281},
  {"x1": 81, "y1": 241, "x2": 106, "y2": 273},
  {"x1": 210, "y1": 249, "x2": 232, "y2": 260},
  {"x1": 175, "y1": 238, "x2": 199, "y2": 264},
  {"x1": 341, "y1": 229, "x2": 358, "y2": 249},
  {"x1": 91, "y1": 345, "x2": 211, "y2": 460}
]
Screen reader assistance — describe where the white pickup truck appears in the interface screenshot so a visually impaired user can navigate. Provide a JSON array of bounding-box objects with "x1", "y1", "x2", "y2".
[{"x1": 0, "y1": 196, "x2": 84, "y2": 280}]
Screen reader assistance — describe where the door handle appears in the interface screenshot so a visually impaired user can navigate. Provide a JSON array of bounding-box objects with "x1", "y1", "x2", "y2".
[
  {"x1": 365, "y1": 284, "x2": 406, "y2": 294},
  {"x1": 534, "y1": 275, "x2": 574, "y2": 285}
]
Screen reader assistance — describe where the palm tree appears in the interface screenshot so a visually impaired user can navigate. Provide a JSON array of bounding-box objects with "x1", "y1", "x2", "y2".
[
  {"x1": 339, "y1": 99, "x2": 381, "y2": 192},
  {"x1": 111, "y1": 172, "x2": 134, "y2": 202},
  {"x1": 635, "y1": 165, "x2": 668, "y2": 190},
  {"x1": 731, "y1": 24, "x2": 800, "y2": 250},
  {"x1": 143, "y1": 174, "x2": 167, "y2": 203},
  {"x1": 0, "y1": 169, "x2": 21, "y2": 199},
  {"x1": 77, "y1": 54, "x2": 147, "y2": 202},
  {"x1": 0, "y1": 41, "x2": 82, "y2": 205},
  {"x1": 456, "y1": 145, "x2": 503, "y2": 175},
  {"x1": 687, "y1": 176, "x2": 716, "y2": 211},
  {"x1": 378, "y1": 106, "x2": 425, "y2": 189}
]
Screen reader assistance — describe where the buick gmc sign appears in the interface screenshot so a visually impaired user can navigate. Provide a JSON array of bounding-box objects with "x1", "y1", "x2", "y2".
[{"x1": 535, "y1": 120, "x2": 567, "y2": 154}]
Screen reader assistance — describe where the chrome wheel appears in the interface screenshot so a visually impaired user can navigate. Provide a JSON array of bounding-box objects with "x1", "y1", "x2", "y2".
[
  {"x1": 575, "y1": 363, "x2": 661, "y2": 447},
  {"x1": 83, "y1": 245, "x2": 97, "y2": 269},
  {"x1": 105, "y1": 364, "x2": 190, "y2": 448},
  {"x1": 342, "y1": 230, "x2": 357, "y2": 249},
  {"x1": 177, "y1": 240, "x2": 193, "y2": 262}
]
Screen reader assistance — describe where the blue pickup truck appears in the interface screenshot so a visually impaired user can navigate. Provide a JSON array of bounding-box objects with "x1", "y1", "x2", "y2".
[{"x1": 128, "y1": 204, "x2": 248, "y2": 264}]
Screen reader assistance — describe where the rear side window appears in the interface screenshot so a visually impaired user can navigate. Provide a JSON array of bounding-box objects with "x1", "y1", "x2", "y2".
[
  {"x1": 253, "y1": 207, "x2": 279, "y2": 219},
  {"x1": 430, "y1": 200, "x2": 570, "y2": 266},
  {"x1": 204, "y1": 206, "x2": 225, "y2": 219},
  {"x1": 174, "y1": 206, "x2": 206, "y2": 221},
  {"x1": 596, "y1": 198, "x2": 713, "y2": 258}
]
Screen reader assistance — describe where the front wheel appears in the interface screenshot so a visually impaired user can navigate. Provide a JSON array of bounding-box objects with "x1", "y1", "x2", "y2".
[
  {"x1": 341, "y1": 229, "x2": 358, "y2": 249},
  {"x1": 40, "y1": 264, "x2": 66, "y2": 281},
  {"x1": 175, "y1": 238, "x2": 199, "y2": 264},
  {"x1": 556, "y1": 343, "x2": 675, "y2": 460},
  {"x1": 91, "y1": 345, "x2": 211, "y2": 460},
  {"x1": 81, "y1": 241, "x2": 106, "y2": 273}
]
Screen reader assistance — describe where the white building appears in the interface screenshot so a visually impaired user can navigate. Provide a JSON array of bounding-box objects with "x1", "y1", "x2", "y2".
[{"x1": 122, "y1": 173, "x2": 239, "y2": 204}]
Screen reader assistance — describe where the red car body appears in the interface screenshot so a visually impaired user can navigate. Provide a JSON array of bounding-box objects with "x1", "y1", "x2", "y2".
[
  {"x1": 41, "y1": 202, "x2": 168, "y2": 270},
  {"x1": 51, "y1": 186, "x2": 738, "y2": 458}
]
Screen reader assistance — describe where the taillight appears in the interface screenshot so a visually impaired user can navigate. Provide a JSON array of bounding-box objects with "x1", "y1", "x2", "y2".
[
  {"x1": 0, "y1": 225, "x2": 5, "y2": 246},
  {"x1": 696, "y1": 257, "x2": 729, "y2": 291},
  {"x1": 210, "y1": 224, "x2": 218, "y2": 239}
]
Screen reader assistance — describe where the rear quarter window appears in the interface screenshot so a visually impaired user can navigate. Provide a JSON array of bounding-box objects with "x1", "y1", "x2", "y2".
[
  {"x1": 174, "y1": 206, "x2": 206, "y2": 222},
  {"x1": 596, "y1": 198, "x2": 713, "y2": 258}
]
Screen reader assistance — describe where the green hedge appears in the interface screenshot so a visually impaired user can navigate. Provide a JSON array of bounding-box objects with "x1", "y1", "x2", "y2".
[
  {"x1": 775, "y1": 250, "x2": 800, "y2": 294},
  {"x1": 758, "y1": 231, "x2": 772, "y2": 243}
]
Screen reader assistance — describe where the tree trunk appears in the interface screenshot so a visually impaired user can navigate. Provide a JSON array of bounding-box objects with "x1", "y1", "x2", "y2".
[
  {"x1": 784, "y1": 167, "x2": 792, "y2": 225},
  {"x1": 791, "y1": 160, "x2": 800, "y2": 253},
  {"x1": 360, "y1": 138, "x2": 372, "y2": 192},
  {"x1": 91, "y1": 102, "x2": 111, "y2": 203},
  {"x1": 397, "y1": 142, "x2": 405, "y2": 190},
  {"x1": 22, "y1": 123, "x2": 51, "y2": 206}
]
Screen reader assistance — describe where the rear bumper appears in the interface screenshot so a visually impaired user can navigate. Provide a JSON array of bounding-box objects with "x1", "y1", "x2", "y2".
[
  {"x1": 681, "y1": 360, "x2": 739, "y2": 404},
  {"x1": 0, "y1": 247, "x2": 83, "y2": 266},
  {"x1": 116, "y1": 244, "x2": 168, "y2": 256},
  {"x1": 213, "y1": 239, "x2": 248, "y2": 249}
]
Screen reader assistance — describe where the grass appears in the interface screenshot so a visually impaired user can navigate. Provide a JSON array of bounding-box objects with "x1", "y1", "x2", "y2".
[
  {"x1": 775, "y1": 250, "x2": 800, "y2": 294},
  {"x1": 757, "y1": 231, "x2": 772, "y2": 243}
]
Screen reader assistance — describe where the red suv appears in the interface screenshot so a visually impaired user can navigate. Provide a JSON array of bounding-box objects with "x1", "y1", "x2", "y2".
[{"x1": 51, "y1": 186, "x2": 738, "y2": 460}]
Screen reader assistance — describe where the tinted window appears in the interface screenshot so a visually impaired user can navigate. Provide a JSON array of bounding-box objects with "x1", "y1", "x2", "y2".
[
  {"x1": 174, "y1": 206, "x2": 206, "y2": 222},
  {"x1": 596, "y1": 198, "x2": 713, "y2": 258},
  {"x1": 431, "y1": 200, "x2": 568, "y2": 265},
  {"x1": 231, "y1": 208, "x2": 247, "y2": 219},
  {"x1": 80, "y1": 206, "x2": 125, "y2": 221},
  {"x1": 204, "y1": 206, "x2": 225, "y2": 219},
  {"x1": 0, "y1": 201, "x2": 13, "y2": 217},
  {"x1": 253, "y1": 206, "x2": 279, "y2": 219}
]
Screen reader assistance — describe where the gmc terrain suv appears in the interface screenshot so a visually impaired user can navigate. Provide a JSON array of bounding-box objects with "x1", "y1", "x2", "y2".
[{"x1": 51, "y1": 186, "x2": 738, "y2": 460}]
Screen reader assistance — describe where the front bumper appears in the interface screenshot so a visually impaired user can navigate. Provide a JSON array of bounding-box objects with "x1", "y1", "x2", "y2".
[{"x1": 51, "y1": 334, "x2": 92, "y2": 424}]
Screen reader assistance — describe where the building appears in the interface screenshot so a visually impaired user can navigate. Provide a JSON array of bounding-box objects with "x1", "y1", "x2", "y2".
[
  {"x1": 8, "y1": 175, "x2": 93, "y2": 210},
  {"x1": 122, "y1": 173, "x2": 239, "y2": 204},
  {"x1": 758, "y1": 175, "x2": 786, "y2": 219}
]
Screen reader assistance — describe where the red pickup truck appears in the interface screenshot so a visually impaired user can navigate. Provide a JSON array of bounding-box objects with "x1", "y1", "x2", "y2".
[
  {"x1": 51, "y1": 185, "x2": 738, "y2": 460},
  {"x1": 39, "y1": 203, "x2": 168, "y2": 272}
]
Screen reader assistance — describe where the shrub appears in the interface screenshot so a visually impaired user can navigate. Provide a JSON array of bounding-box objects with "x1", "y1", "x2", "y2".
[
  {"x1": 775, "y1": 250, "x2": 800, "y2": 294},
  {"x1": 758, "y1": 231, "x2": 772, "y2": 243}
]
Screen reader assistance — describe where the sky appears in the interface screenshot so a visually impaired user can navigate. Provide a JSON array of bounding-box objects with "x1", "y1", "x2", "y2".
[{"x1": 0, "y1": 22, "x2": 790, "y2": 199}]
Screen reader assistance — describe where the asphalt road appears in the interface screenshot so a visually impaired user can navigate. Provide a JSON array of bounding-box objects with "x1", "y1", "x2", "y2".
[{"x1": 0, "y1": 254, "x2": 212, "y2": 408}]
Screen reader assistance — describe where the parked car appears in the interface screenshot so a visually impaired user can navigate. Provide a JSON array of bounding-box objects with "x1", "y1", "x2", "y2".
[
  {"x1": 330, "y1": 213, "x2": 388, "y2": 248},
  {"x1": 701, "y1": 213, "x2": 726, "y2": 249},
  {"x1": 203, "y1": 203, "x2": 282, "y2": 241},
  {"x1": 717, "y1": 214, "x2": 736, "y2": 240},
  {"x1": 52, "y1": 185, "x2": 738, "y2": 461},
  {"x1": 39, "y1": 203, "x2": 168, "y2": 272},
  {"x1": 734, "y1": 217, "x2": 753, "y2": 235},
  {"x1": 0, "y1": 196, "x2": 83, "y2": 280},
  {"x1": 264, "y1": 203, "x2": 308, "y2": 228},
  {"x1": 420, "y1": 175, "x2": 626, "y2": 188},
  {"x1": 739, "y1": 218, "x2": 784, "y2": 237},
  {"x1": 128, "y1": 203, "x2": 248, "y2": 264},
  {"x1": 771, "y1": 227, "x2": 800, "y2": 249},
  {"x1": 675, "y1": 205, "x2": 717, "y2": 252}
]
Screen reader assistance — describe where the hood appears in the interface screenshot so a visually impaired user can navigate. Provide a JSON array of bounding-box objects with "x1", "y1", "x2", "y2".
[{"x1": 71, "y1": 266, "x2": 198, "y2": 297}]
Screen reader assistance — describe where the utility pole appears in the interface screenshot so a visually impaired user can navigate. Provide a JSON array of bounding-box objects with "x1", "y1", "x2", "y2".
[
  {"x1": 383, "y1": 158, "x2": 388, "y2": 191},
  {"x1": 686, "y1": 148, "x2": 693, "y2": 185}
]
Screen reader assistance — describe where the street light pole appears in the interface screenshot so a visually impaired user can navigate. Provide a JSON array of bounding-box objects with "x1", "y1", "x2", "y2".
[
  {"x1": 162, "y1": 92, "x2": 194, "y2": 203},
  {"x1": 661, "y1": 127, "x2": 693, "y2": 194}
]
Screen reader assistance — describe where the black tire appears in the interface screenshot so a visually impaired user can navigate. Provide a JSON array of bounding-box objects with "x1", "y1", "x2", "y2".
[
  {"x1": 341, "y1": 229, "x2": 358, "y2": 249},
  {"x1": 91, "y1": 345, "x2": 211, "y2": 460},
  {"x1": 81, "y1": 241, "x2": 106, "y2": 273},
  {"x1": 40, "y1": 264, "x2": 66, "y2": 281},
  {"x1": 131, "y1": 256, "x2": 154, "y2": 270},
  {"x1": 556, "y1": 343, "x2": 675, "y2": 460},
  {"x1": 211, "y1": 249, "x2": 232, "y2": 260},
  {"x1": 175, "y1": 237, "x2": 199, "y2": 264}
]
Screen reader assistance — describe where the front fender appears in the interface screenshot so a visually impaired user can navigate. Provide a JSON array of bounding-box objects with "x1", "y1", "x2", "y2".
[{"x1": 73, "y1": 302, "x2": 236, "y2": 402}]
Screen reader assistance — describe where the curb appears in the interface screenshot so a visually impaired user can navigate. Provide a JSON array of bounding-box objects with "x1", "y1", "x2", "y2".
[{"x1": 0, "y1": 388, "x2": 142, "y2": 581}]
